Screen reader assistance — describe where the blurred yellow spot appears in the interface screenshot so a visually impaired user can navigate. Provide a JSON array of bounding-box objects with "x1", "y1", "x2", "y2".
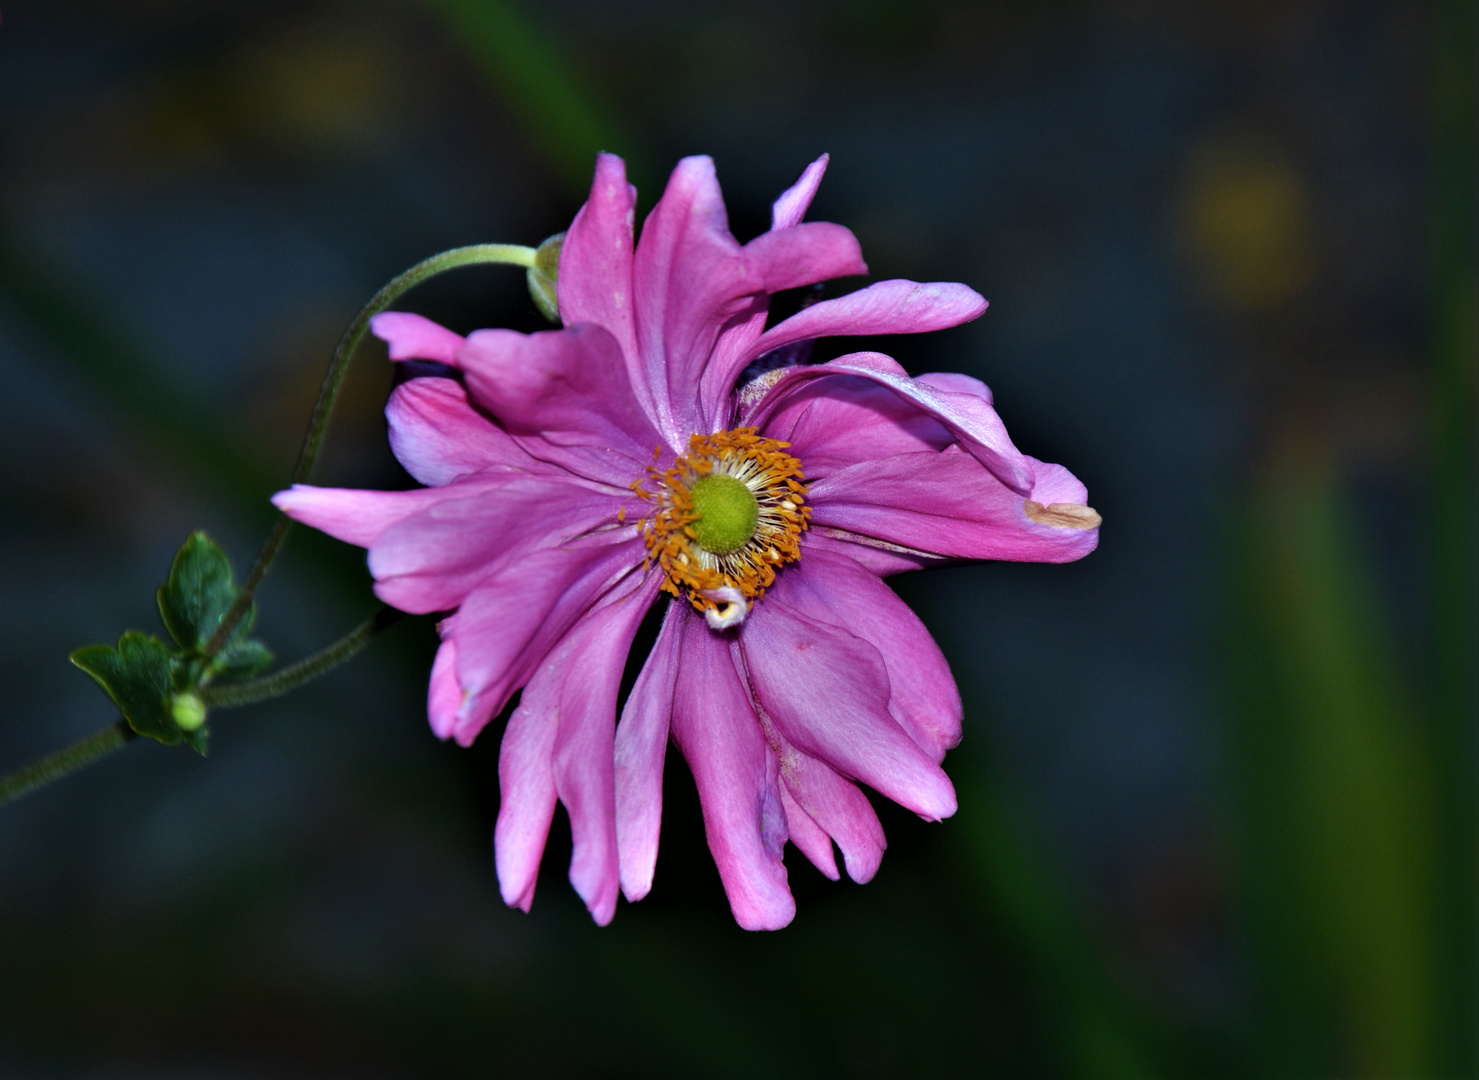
[
  {"x1": 233, "y1": 29, "x2": 394, "y2": 149},
  {"x1": 132, "y1": 24, "x2": 400, "y2": 167},
  {"x1": 1180, "y1": 139, "x2": 1314, "y2": 311}
]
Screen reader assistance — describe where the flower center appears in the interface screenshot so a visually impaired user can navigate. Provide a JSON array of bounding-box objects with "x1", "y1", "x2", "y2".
[
  {"x1": 688, "y1": 474, "x2": 759, "y2": 555},
  {"x1": 633, "y1": 428, "x2": 810, "y2": 628}
]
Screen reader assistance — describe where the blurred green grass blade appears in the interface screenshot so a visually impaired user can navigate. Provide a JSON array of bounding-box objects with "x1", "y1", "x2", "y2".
[
  {"x1": 1428, "y1": 1, "x2": 1477, "y2": 1074},
  {"x1": 425, "y1": 0, "x2": 647, "y2": 198},
  {"x1": 950, "y1": 757, "x2": 1168, "y2": 1080},
  {"x1": 0, "y1": 222, "x2": 279, "y2": 507},
  {"x1": 1227, "y1": 453, "x2": 1437, "y2": 1077}
]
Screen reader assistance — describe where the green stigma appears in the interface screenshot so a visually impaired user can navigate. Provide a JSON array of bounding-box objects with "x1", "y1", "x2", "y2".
[{"x1": 689, "y1": 474, "x2": 759, "y2": 555}]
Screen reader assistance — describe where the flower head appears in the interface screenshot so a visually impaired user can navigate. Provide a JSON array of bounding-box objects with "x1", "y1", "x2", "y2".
[
  {"x1": 634, "y1": 427, "x2": 810, "y2": 626},
  {"x1": 274, "y1": 153, "x2": 1100, "y2": 929}
]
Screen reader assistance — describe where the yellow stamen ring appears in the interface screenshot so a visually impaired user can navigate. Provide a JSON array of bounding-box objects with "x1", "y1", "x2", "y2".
[{"x1": 633, "y1": 427, "x2": 810, "y2": 621}]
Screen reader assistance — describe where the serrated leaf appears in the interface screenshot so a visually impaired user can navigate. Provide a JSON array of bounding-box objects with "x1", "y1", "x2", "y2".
[
  {"x1": 70, "y1": 632, "x2": 184, "y2": 745},
  {"x1": 157, "y1": 531, "x2": 252, "y2": 652},
  {"x1": 211, "y1": 639, "x2": 273, "y2": 681}
]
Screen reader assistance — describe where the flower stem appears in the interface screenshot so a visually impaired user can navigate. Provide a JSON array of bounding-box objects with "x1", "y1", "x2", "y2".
[
  {"x1": 202, "y1": 606, "x2": 406, "y2": 709},
  {"x1": 204, "y1": 243, "x2": 536, "y2": 656},
  {"x1": 0, "y1": 721, "x2": 136, "y2": 807}
]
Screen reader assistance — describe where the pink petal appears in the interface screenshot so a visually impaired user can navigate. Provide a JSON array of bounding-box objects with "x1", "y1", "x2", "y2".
[
  {"x1": 779, "y1": 784, "x2": 839, "y2": 881},
  {"x1": 446, "y1": 540, "x2": 646, "y2": 745},
  {"x1": 272, "y1": 482, "x2": 489, "y2": 550},
  {"x1": 615, "y1": 600, "x2": 686, "y2": 902},
  {"x1": 632, "y1": 155, "x2": 763, "y2": 447},
  {"x1": 916, "y1": 370, "x2": 992, "y2": 403},
  {"x1": 370, "y1": 311, "x2": 465, "y2": 363},
  {"x1": 368, "y1": 477, "x2": 625, "y2": 614},
  {"x1": 776, "y1": 747, "x2": 886, "y2": 884},
  {"x1": 776, "y1": 542, "x2": 962, "y2": 761},
  {"x1": 806, "y1": 451, "x2": 1100, "y2": 565},
  {"x1": 493, "y1": 684, "x2": 560, "y2": 915},
  {"x1": 739, "y1": 595, "x2": 957, "y2": 822},
  {"x1": 697, "y1": 224, "x2": 868, "y2": 422},
  {"x1": 771, "y1": 154, "x2": 829, "y2": 231},
  {"x1": 752, "y1": 372, "x2": 954, "y2": 478},
  {"x1": 386, "y1": 378, "x2": 538, "y2": 487},
  {"x1": 499, "y1": 576, "x2": 657, "y2": 925},
  {"x1": 670, "y1": 620, "x2": 795, "y2": 930},
  {"x1": 457, "y1": 323, "x2": 660, "y2": 470},
  {"x1": 751, "y1": 352, "x2": 1032, "y2": 494},
  {"x1": 427, "y1": 635, "x2": 461, "y2": 740},
  {"x1": 558, "y1": 153, "x2": 640, "y2": 364},
  {"x1": 742, "y1": 222, "x2": 866, "y2": 295},
  {"x1": 745, "y1": 279, "x2": 988, "y2": 367},
  {"x1": 1026, "y1": 458, "x2": 1090, "y2": 505},
  {"x1": 807, "y1": 530, "x2": 946, "y2": 577},
  {"x1": 698, "y1": 296, "x2": 771, "y2": 435},
  {"x1": 713, "y1": 284, "x2": 991, "y2": 444}
]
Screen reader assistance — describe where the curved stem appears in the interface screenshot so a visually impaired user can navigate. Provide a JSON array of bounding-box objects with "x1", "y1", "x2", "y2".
[
  {"x1": 0, "y1": 721, "x2": 136, "y2": 807},
  {"x1": 202, "y1": 607, "x2": 405, "y2": 709},
  {"x1": 291, "y1": 243, "x2": 535, "y2": 491},
  {"x1": 204, "y1": 243, "x2": 536, "y2": 656}
]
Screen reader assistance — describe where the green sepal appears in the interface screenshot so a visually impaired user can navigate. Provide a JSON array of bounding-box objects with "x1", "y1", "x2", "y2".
[
  {"x1": 157, "y1": 531, "x2": 254, "y2": 653},
  {"x1": 182, "y1": 726, "x2": 209, "y2": 757},
  {"x1": 211, "y1": 639, "x2": 273, "y2": 681},
  {"x1": 527, "y1": 232, "x2": 563, "y2": 323},
  {"x1": 70, "y1": 632, "x2": 186, "y2": 746}
]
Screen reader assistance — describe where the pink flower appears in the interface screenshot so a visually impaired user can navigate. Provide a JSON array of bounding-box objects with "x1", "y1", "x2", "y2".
[{"x1": 274, "y1": 154, "x2": 1100, "y2": 930}]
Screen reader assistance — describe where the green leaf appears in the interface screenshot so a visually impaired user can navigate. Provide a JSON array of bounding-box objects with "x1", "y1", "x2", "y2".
[
  {"x1": 70, "y1": 632, "x2": 184, "y2": 745},
  {"x1": 156, "y1": 531, "x2": 252, "y2": 652},
  {"x1": 182, "y1": 726, "x2": 209, "y2": 757},
  {"x1": 210, "y1": 639, "x2": 273, "y2": 681}
]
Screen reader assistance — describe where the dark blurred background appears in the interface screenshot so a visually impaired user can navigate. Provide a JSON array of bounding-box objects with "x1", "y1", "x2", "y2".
[{"x1": 0, "y1": 1, "x2": 1473, "y2": 1077}]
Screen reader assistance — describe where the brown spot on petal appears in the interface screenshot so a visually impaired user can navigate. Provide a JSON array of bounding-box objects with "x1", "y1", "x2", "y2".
[{"x1": 1025, "y1": 500, "x2": 1102, "y2": 530}]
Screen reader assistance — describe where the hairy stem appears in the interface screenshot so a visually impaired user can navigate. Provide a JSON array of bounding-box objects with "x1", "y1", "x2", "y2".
[
  {"x1": 204, "y1": 243, "x2": 536, "y2": 656},
  {"x1": 0, "y1": 721, "x2": 136, "y2": 807},
  {"x1": 202, "y1": 607, "x2": 406, "y2": 708}
]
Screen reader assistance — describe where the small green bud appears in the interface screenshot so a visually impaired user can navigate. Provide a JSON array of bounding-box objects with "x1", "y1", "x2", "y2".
[
  {"x1": 170, "y1": 692, "x2": 207, "y2": 732},
  {"x1": 527, "y1": 232, "x2": 564, "y2": 323}
]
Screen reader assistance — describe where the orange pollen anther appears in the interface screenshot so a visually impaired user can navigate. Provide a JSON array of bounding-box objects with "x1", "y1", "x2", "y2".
[{"x1": 632, "y1": 427, "x2": 810, "y2": 618}]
